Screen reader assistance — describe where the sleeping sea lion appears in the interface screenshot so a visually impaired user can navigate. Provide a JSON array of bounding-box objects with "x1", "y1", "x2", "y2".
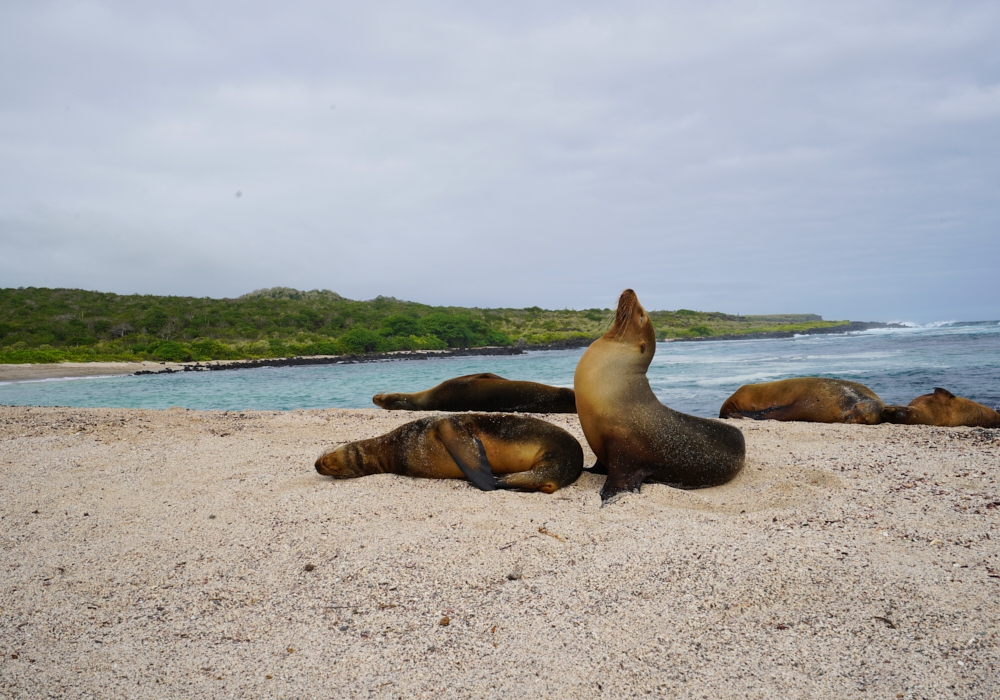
[
  {"x1": 719, "y1": 377, "x2": 885, "y2": 424},
  {"x1": 573, "y1": 289, "x2": 746, "y2": 502},
  {"x1": 314, "y1": 413, "x2": 583, "y2": 493},
  {"x1": 881, "y1": 388, "x2": 1000, "y2": 428},
  {"x1": 373, "y1": 373, "x2": 576, "y2": 413}
]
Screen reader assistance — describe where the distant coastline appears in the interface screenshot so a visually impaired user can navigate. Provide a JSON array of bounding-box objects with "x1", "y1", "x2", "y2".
[
  {"x1": 0, "y1": 286, "x2": 855, "y2": 367},
  {"x1": 672, "y1": 320, "x2": 904, "y2": 343},
  {"x1": 0, "y1": 320, "x2": 907, "y2": 383},
  {"x1": 131, "y1": 321, "x2": 902, "y2": 376}
]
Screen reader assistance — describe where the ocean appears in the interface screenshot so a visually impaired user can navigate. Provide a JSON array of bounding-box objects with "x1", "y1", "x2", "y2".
[{"x1": 2, "y1": 322, "x2": 998, "y2": 417}]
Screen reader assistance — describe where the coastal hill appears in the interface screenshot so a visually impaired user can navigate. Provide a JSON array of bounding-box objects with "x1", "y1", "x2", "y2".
[{"x1": 0, "y1": 287, "x2": 847, "y2": 364}]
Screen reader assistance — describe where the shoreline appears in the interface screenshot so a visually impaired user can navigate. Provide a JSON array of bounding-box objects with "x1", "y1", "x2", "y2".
[
  {"x1": 0, "y1": 322, "x2": 899, "y2": 383},
  {"x1": 0, "y1": 340, "x2": 593, "y2": 383}
]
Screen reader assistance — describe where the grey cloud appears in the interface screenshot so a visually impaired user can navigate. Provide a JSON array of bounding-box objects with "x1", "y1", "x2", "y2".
[{"x1": 1, "y1": 1, "x2": 998, "y2": 321}]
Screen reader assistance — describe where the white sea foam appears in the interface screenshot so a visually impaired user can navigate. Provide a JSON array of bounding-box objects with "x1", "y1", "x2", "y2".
[{"x1": 881, "y1": 320, "x2": 961, "y2": 329}]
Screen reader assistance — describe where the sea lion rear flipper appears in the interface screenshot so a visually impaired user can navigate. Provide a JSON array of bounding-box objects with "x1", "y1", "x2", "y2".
[{"x1": 438, "y1": 421, "x2": 497, "y2": 491}]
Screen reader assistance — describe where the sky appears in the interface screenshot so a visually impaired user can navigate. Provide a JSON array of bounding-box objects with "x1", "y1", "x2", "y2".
[{"x1": 1, "y1": 1, "x2": 998, "y2": 323}]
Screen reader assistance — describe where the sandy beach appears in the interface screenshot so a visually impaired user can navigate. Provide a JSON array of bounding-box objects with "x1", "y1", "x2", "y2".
[
  {"x1": 1, "y1": 406, "x2": 998, "y2": 698},
  {"x1": 0, "y1": 362, "x2": 184, "y2": 384}
]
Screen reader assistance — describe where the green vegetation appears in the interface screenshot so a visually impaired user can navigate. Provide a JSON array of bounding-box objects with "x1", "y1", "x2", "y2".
[
  {"x1": 0, "y1": 287, "x2": 848, "y2": 364},
  {"x1": 645, "y1": 310, "x2": 846, "y2": 340}
]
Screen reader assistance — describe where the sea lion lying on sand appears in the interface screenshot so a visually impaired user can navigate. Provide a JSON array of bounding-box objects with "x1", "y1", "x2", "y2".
[
  {"x1": 373, "y1": 373, "x2": 576, "y2": 413},
  {"x1": 573, "y1": 289, "x2": 746, "y2": 502},
  {"x1": 315, "y1": 413, "x2": 583, "y2": 493},
  {"x1": 881, "y1": 388, "x2": 1000, "y2": 428},
  {"x1": 719, "y1": 377, "x2": 885, "y2": 424}
]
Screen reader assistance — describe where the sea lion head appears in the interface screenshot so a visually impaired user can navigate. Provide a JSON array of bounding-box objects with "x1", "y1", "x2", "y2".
[
  {"x1": 880, "y1": 406, "x2": 911, "y2": 423},
  {"x1": 372, "y1": 392, "x2": 417, "y2": 410},
  {"x1": 602, "y1": 289, "x2": 656, "y2": 366},
  {"x1": 315, "y1": 443, "x2": 368, "y2": 477},
  {"x1": 843, "y1": 402, "x2": 884, "y2": 424}
]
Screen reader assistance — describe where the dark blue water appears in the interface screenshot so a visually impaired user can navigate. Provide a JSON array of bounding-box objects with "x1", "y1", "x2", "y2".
[{"x1": 2, "y1": 322, "x2": 998, "y2": 417}]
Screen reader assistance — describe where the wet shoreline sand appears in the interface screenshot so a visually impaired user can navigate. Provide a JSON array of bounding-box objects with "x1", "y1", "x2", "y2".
[{"x1": 1, "y1": 406, "x2": 998, "y2": 698}]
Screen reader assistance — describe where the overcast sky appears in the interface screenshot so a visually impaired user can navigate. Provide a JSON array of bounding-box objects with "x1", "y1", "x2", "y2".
[{"x1": 1, "y1": 1, "x2": 998, "y2": 322}]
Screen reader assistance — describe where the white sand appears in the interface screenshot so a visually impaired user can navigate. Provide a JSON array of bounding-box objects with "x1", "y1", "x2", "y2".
[{"x1": 1, "y1": 406, "x2": 998, "y2": 698}]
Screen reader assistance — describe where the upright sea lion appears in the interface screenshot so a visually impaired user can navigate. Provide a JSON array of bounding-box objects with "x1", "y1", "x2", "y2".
[
  {"x1": 372, "y1": 373, "x2": 576, "y2": 413},
  {"x1": 881, "y1": 388, "x2": 1000, "y2": 428},
  {"x1": 573, "y1": 289, "x2": 746, "y2": 502},
  {"x1": 315, "y1": 413, "x2": 583, "y2": 493},
  {"x1": 719, "y1": 377, "x2": 885, "y2": 424}
]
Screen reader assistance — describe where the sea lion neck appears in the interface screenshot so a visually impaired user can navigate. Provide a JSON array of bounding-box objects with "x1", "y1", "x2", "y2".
[{"x1": 603, "y1": 289, "x2": 655, "y2": 355}]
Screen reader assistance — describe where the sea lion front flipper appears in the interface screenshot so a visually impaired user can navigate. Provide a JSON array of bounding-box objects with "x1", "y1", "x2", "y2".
[
  {"x1": 600, "y1": 470, "x2": 647, "y2": 502},
  {"x1": 438, "y1": 420, "x2": 497, "y2": 491},
  {"x1": 598, "y1": 442, "x2": 650, "y2": 502},
  {"x1": 583, "y1": 460, "x2": 608, "y2": 475},
  {"x1": 738, "y1": 404, "x2": 798, "y2": 421}
]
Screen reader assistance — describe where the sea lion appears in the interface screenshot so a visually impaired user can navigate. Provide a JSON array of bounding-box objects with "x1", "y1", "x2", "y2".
[
  {"x1": 719, "y1": 377, "x2": 885, "y2": 424},
  {"x1": 573, "y1": 289, "x2": 746, "y2": 502},
  {"x1": 372, "y1": 373, "x2": 576, "y2": 413},
  {"x1": 881, "y1": 388, "x2": 1000, "y2": 428},
  {"x1": 314, "y1": 413, "x2": 583, "y2": 493}
]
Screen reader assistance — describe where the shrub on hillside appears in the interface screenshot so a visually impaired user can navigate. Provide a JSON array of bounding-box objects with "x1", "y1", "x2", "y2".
[{"x1": 146, "y1": 341, "x2": 193, "y2": 362}]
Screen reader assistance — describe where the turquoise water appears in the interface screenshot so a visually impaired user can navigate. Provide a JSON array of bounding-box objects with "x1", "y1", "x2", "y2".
[{"x1": 2, "y1": 322, "x2": 998, "y2": 417}]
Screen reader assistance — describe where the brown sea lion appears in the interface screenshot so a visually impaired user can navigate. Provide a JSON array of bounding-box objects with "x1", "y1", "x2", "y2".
[
  {"x1": 314, "y1": 413, "x2": 583, "y2": 493},
  {"x1": 719, "y1": 377, "x2": 885, "y2": 424},
  {"x1": 372, "y1": 373, "x2": 576, "y2": 413},
  {"x1": 573, "y1": 289, "x2": 746, "y2": 502},
  {"x1": 881, "y1": 388, "x2": 1000, "y2": 428}
]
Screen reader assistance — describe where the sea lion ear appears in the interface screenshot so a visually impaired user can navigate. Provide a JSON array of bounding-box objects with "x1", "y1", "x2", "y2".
[{"x1": 933, "y1": 388, "x2": 956, "y2": 399}]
